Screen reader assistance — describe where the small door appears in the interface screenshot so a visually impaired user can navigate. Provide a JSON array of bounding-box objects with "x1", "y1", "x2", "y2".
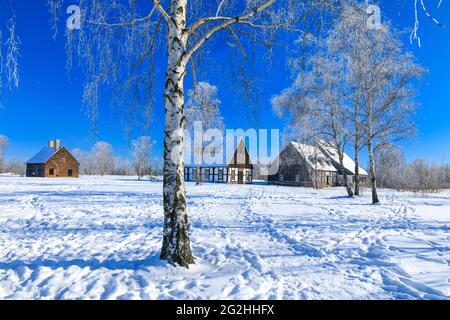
[
  {"x1": 238, "y1": 171, "x2": 244, "y2": 184},
  {"x1": 68, "y1": 169, "x2": 73, "y2": 177}
]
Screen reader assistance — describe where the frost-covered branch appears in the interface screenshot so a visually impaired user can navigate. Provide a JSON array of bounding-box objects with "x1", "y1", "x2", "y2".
[
  {"x1": 183, "y1": 0, "x2": 277, "y2": 65},
  {"x1": 5, "y1": 16, "x2": 20, "y2": 90},
  {"x1": 410, "y1": 0, "x2": 445, "y2": 46}
]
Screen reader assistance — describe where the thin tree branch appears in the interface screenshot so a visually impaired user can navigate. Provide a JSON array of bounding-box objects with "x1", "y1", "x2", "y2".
[
  {"x1": 216, "y1": 0, "x2": 226, "y2": 17},
  {"x1": 188, "y1": 16, "x2": 233, "y2": 36},
  {"x1": 151, "y1": 0, "x2": 172, "y2": 26},
  {"x1": 85, "y1": 7, "x2": 156, "y2": 28},
  {"x1": 183, "y1": 0, "x2": 276, "y2": 66},
  {"x1": 226, "y1": 26, "x2": 247, "y2": 59}
]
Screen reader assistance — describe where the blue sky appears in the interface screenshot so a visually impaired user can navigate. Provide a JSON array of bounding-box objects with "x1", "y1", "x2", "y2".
[{"x1": 0, "y1": 1, "x2": 449, "y2": 165}]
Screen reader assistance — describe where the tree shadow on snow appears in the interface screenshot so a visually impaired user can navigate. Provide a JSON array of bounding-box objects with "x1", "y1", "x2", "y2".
[{"x1": 0, "y1": 252, "x2": 168, "y2": 272}]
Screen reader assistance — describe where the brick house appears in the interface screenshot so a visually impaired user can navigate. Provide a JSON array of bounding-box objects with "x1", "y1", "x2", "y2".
[{"x1": 26, "y1": 139, "x2": 80, "y2": 178}]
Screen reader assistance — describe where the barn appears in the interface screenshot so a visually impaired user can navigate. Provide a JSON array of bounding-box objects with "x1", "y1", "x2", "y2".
[
  {"x1": 268, "y1": 142, "x2": 338, "y2": 188},
  {"x1": 185, "y1": 138, "x2": 254, "y2": 184},
  {"x1": 26, "y1": 139, "x2": 80, "y2": 178},
  {"x1": 268, "y1": 141, "x2": 368, "y2": 188}
]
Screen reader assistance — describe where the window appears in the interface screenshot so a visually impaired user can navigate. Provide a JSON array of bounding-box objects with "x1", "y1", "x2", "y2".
[
  {"x1": 49, "y1": 168, "x2": 55, "y2": 175},
  {"x1": 295, "y1": 175, "x2": 300, "y2": 183},
  {"x1": 279, "y1": 174, "x2": 284, "y2": 182},
  {"x1": 68, "y1": 169, "x2": 73, "y2": 177}
]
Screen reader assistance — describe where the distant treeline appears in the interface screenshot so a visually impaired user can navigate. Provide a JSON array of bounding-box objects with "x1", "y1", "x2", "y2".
[
  {"x1": 375, "y1": 144, "x2": 450, "y2": 194},
  {"x1": 0, "y1": 135, "x2": 163, "y2": 178}
]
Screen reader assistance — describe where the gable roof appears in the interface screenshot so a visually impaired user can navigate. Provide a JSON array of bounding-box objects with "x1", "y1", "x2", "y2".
[
  {"x1": 289, "y1": 142, "x2": 337, "y2": 172},
  {"x1": 228, "y1": 138, "x2": 253, "y2": 167},
  {"x1": 27, "y1": 147, "x2": 58, "y2": 164},
  {"x1": 316, "y1": 140, "x2": 368, "y2": 176},
  {"x1": 184, "y1": 138, "x2": 253, "y2": 167},
  {"x1": 26, "y1": 146, "x2": 79, "y2": 165}
]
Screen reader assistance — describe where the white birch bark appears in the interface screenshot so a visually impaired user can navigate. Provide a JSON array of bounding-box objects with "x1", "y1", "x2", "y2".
[{"x1": 160, "y1": 0, "x2": 195, "y2": 267}]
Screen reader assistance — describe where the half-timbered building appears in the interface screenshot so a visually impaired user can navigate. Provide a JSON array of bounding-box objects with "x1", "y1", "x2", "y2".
[{"x1": 184, "y1": 139, "x2": 254, "y2": 184}]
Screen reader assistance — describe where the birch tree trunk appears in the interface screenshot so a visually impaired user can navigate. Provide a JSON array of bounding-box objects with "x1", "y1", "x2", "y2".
[
  {"x1": 366, "y1": 92, "x2": 380, "y2": 204},
  {"x1": 367, "y1": 138, "x2": 380, "y2": 204},
  {"x1": 354, "y1": 139, "x2": 361, "y2": 196},
  {"x1": 366, "y1": 103, "x2": 380, "y2": 204},
  {"x1": 160, "y1": 0, "x2": 195, "y2": 267},
  {"x1": 338, "y1": 150, "x2": 354, "y2": 197}
]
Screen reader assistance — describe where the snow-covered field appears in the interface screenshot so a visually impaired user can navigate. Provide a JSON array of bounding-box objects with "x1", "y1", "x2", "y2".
[{"x1": 0, "y1": 175, "x2": 448, "y2": 300}]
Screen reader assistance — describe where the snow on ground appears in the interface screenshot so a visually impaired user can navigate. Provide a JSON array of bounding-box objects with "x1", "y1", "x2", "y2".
[{"x1": 0, "y1": 175, "x2": 448, "y2": 300}]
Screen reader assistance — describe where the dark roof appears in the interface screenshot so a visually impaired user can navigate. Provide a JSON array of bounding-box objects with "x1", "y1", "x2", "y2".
[
  {"x1": 26, "y1": 147, "x2": 58, "y2": 164},
  {"x1": 227, "y1": 138, "x2": 253, "y2": 167}
]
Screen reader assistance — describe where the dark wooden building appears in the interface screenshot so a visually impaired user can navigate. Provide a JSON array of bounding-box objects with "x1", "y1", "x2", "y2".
[
  {"x1": 185, "y1": 139, "x2": 254, "y2": 184},
  {"x1": 26, "y1": 139, "x2": 80, "y2": 178},
  {"x1": 268, "y1": 142, "x2": 338, "y2": 188},
  {"x1": 268, "y1": 141, "x2": 368, "y2": 188}
]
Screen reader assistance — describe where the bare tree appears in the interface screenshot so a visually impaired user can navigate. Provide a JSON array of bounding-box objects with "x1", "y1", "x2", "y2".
[
  {"x1": 374, "y1": 143, "x2": 448, "y2": 194},
  {"x1": 0, "y1": 135, "x2": 8, "y2": 172},
  {"x1": 330, "y1": 3, "x2": 424, "y2": 204},
  {"x1": 374, "y1": 143, "x2": 406, "y2": 189},
  {"x1": 185, "y1": 81, "x2": 224, "y2": 185},
  {"x1": 72, "y1": 147, "x2": 95, "y2": 176},
  {"x1": 113, "y1": 157, "x2": 134, "y2": 176},
  {"x1": 272, "y1": 36, "x2": 355, "y2": 197},
  {"x1": 131, "y1": 136, "x2": 153, "y2": 180},
  {"x1": 5, "y1": 158, "x2": 25, "y2": 176},
  {"x1": 323, "y1": 2, "x2": 370, "y2": 197},
  {"x1": 91, "y1": 142, "x2": 115, "y2": 176},
  {"x1": 407, "y1": 159, "x2": 447, "y2": 194}
]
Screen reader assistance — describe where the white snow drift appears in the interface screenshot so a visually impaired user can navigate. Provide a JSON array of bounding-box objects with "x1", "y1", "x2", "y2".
[{"x1": 0, "y1": 176, "x2": 448, "y2": 299}]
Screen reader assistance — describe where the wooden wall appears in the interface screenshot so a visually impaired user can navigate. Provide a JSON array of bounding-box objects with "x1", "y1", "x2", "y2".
[{"x1": 268, "y1": 144, "x2": 338, "y2": 188}]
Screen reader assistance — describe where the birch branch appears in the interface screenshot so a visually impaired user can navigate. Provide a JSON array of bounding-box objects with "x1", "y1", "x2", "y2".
[
  {"x1": 85, "y1": 8, "x2": 156, "y2": 28},
  {"x1": 226, "y1": 26, "x2": 248, "y2": 59},
  {"x1": 216, "y1": 0, "x2": 226, "y2": 17},
  {"x1": 152, "y1": 0, "x2": 172, "y2": 26},
  {"x1": 183, "y1": 0, "x2": 276, "y2": 65}
]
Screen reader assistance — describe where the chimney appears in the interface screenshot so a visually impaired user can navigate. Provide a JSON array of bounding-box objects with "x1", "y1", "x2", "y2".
[
  {"x1": 49, "y1": 140, "x2": 55, "y2": 148},
  {"x1": 55, "y1": 139, "x2": 61, "y2": 150}
]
